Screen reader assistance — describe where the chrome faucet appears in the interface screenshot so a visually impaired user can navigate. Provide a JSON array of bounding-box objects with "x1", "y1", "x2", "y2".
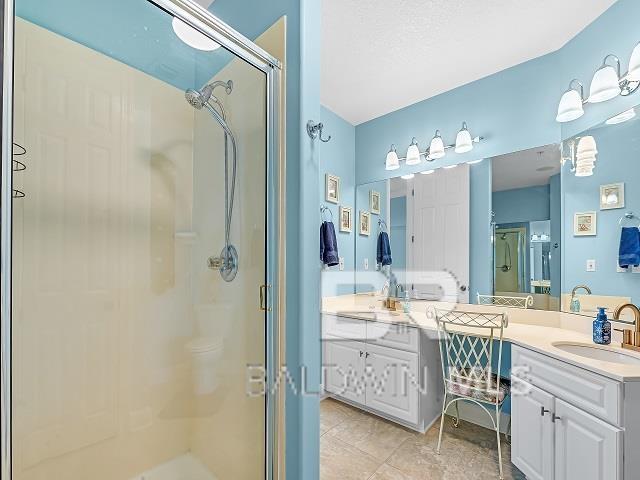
[
  {"x1": 613, "y1": 303, "x2": 640, "y2": 352},
  {"x1": 569, "y1": 285, "x2": 592, "y2": 313}
]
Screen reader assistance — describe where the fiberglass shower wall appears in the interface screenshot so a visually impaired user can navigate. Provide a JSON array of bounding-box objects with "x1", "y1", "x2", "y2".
[{"x1": 10, "y1": 4, "x2": 278, "y2": 479}]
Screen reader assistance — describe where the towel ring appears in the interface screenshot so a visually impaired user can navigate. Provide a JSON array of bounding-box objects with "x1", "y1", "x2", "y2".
[
  {"x1": 378, "y1": 218, "x2": 388, "y2": 232},
  {"x1": 619, "y1": 212, "x2": 640, "y2": 227},
  {"x1": 321, "y1": 205, "x2": 333, "y2": 222}
]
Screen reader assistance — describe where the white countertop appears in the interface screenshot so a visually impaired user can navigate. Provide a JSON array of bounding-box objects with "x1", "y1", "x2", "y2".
[{"x1": 322, "y1": 294, "x2": 640, "y2": 382}]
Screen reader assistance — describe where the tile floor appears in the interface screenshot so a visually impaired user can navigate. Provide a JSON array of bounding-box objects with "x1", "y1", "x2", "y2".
[{"x1": 320, "y1": 398, "x2": 525, "y2": 480}]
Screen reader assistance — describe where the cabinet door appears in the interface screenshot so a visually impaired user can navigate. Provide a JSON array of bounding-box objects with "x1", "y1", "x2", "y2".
[
  {"x1": 511, "y1": 379, "x2": 555, "y2": 480},
  {"x1": 324, "y1": 340, "x2": 366, "y2": 405},
  {"x1": 364, "y1": 343, "x2": 419, "y2": 425},
  {"x1": 554, "y1": 399, "x2": 622, "y2": 480}
]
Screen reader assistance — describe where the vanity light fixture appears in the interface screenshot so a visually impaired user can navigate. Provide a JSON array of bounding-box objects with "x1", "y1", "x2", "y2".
[
  {"x1": 401, "y1": 173, "x2": 415, "y2": 180},
  {"x1": 556, "y1": 42, "x2": 640, "y2": 122},
  {"x1": 588, "y1": 55, "x2": 622, "y2": 103},
  {"x1": 429, "y1": 131, "x2": 446, "y2": 159},
  {"x1": 556, "y1": 80, "x2": 585, "y2": 123},
  {"x1": 629, "y1": 42, "x2": 640, "y2": 81},
  {"x1": 172, "y1": 17, "x2": 221, "y2": 51},
  {"x1": 420, "y1": 169, "x2": 435, "y2": 175},
  {"x1": 405, "y1": 138, "x2": 421, "y2": 166},
  {"x1": 385, "y1": 144, "x2": 400, "y2": 171},
  {"x1": 606, "y1": 107, "x2": 636, "y2": 125},
  {"x1": 454, "y1": 122, "x2": 473, "y2": 153}
]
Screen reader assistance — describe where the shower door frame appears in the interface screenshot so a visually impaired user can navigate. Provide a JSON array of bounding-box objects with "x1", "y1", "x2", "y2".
[{"x1": 0, "y1": 0, "x2": 286, "y2": 479}]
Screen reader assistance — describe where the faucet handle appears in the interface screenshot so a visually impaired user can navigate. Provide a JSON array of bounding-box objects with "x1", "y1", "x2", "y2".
[{"x1": 614, "y1": 328, "x2": 633, "y2": 346}]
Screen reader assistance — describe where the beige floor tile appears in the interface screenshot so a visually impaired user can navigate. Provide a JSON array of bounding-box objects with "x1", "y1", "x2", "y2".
[
  {"x1": 369, "y1": 463, "x2": 414, "y2": 479},
  {"x1": 320, "y1": 435, "x2": 382, "y2": 480},
  {"x1": 320, "y1": 398, "x2": 357, "y2": 435},
  {"x1": 326, "y1": 411, "x2": 413, "y2": 460}
]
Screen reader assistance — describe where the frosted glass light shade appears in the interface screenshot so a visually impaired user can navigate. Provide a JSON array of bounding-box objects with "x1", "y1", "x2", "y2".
[
  {"x1": 172, "y1": 17, "x2": 220, "y2": 51},
  {"x1": 420, "y1": 169, "x2": 435, "y2": 175},
  {"x1": 429, "y1": 132, "x2": 445, "y2": 159},
  {"x1": 386, "y1": 146, "x2": 400, "y2": 170},
  {"x1": 588, "y1": 65, "x2": 621, "y2": 103},
  {"x1": 629, "y1": 42, "x2": 640, "y2": 81},
  {"x1": 606, "y1": 108, "x2": 636, "y2": 125},
  {"x1": 454, "y1": 123, "x2": 473, "y2": 153},
  {"x1": 556, "y1": 89, "x2": 584, "y2": 122},
  {"x1": 577, "y1": 136, "x2": 597, "y2": 156},
  {"x1": 575, "y1": 165, "x2": 594, "y2": 177},
  {"x1": 406, "y1": 139, "x2": 421, "y2": 166},
  {"x1": 401, "y1": 173, "x2": 415, "y2": 180}
]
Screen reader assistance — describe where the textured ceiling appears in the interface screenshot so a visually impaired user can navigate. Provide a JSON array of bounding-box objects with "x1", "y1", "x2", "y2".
[
  {"x1": 322, "y1": 0, "x2": 617, "y2": 125},
  {"x1": 492, "y1": 143, "x2": 561, "y2": 192}
]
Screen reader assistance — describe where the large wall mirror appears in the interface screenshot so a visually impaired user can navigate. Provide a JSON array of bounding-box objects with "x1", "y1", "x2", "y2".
[{"x1": 354, "y1": 102, "x2": 639, "y2": 317}]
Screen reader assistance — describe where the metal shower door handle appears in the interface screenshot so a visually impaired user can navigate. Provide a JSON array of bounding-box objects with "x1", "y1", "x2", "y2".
[{"x1": 259, "y1": 284, "x2": 272, "y2": 312}]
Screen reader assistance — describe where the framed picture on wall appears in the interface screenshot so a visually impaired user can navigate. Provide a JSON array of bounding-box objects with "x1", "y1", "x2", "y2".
[
  {"x1": 600, "y1": 183, "x2": 624, "y2": 210},
  {"x1": 359, "y1": 211, "x2": 371, "y2": 236},
  {"x1": 339, "y1": 206, "x2": 352, "y2": 233},
  {"x1": 574, "y1": 211, "x2": 597, "y2": 236},
  {"x1": 325, "y1": 174, "x2": 340, "y2": 204},
  {"x1": 370, "y1": 190, "x2": 381, "y2": 215}
]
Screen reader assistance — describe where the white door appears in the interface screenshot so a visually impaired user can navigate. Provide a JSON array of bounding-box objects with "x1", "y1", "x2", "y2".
[
  {"x1": 511, "y1": 380, "x2": 555, "y2": 480},
  {"x1": 364, "y1": 343, "x2": 419, "y2": 425},
  {"x1": 325, "y1": 340, "x2": 366, "y2": 405},
  {"x1": 554, "y1": 399, "x2": 622, "y2": 480},
  {"x1": 410, "y1": 164, "x2": 470, "y2": 303}
]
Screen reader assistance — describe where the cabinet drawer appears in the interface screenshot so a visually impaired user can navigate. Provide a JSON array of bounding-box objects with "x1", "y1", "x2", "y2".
[
  {"x1": 367, "y1": 321, "x2": 420, "y2": 353},
  {"x1": 512, "y1": 345, "x2": 621, "y2": 426},
  {"x1": 322, "y1": 314, "x2": 366, "y2": 341}
]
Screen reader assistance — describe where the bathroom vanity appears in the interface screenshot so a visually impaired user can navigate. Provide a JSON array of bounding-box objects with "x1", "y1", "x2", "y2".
[{"x1": 322, "y1": 312, "x2": 443, "y2": 432}]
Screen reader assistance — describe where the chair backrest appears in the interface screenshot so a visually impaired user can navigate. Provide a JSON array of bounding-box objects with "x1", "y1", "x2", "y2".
[
  {"x1": 477, "y1": 293, "x2": 533, "y2": 309},
  {"x1": 434, "y1": 308, "x2": 508, "y2": 403}
]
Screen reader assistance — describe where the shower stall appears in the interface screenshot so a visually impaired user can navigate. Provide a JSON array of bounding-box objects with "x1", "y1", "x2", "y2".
[{"x1": 1, "y1": 1, "x2": 284, "y2": 479}]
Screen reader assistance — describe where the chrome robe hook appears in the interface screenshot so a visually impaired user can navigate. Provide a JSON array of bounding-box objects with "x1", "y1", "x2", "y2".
[{"x1": 307, "y1": 120, "x2": 331, "y2": 142}]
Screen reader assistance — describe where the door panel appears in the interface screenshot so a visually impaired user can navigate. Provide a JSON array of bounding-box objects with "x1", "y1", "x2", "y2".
[
  {"x1": 554, "y1": 399, "x2": 622, "y2": 480},
  {"x1": 511, "y1": 379, "x2": 555, "y2": 480},
  {"x1": 325, "y1": 340, "x2": 366, "y2": 404}
]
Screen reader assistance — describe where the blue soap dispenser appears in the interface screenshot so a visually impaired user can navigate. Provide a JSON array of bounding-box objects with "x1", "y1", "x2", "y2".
[{"x1": 593, "y1": 307, "x2": 611, "y2": 345}]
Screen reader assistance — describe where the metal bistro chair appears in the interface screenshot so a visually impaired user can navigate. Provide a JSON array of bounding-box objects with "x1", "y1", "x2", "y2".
[{"x1": 434, "y1": 307, "x2": 510, "y2": 480}]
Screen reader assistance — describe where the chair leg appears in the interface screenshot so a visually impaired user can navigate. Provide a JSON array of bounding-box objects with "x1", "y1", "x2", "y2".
[
  {"x1": 495, "y1": 407, "x2": 504, "y2": 480},
  {"x1": 436, "y1": 394, "x2": 448, "y2": 455},
  {"x1": 504, "y1": 416, "x2": 512, "y2": 445},
  {"x1": 452, "y1": 401, "x2": 460, "y2": 428}
]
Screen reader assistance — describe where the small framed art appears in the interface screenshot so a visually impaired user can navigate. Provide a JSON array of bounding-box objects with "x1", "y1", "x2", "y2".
[
  {"x1": 370, "y1": 190, "x2": 381, "y2": 215},
  {"x1": 359, "y1": 211, "x2": 371, "y2": 236},
  {"x1": 325, "y1": 174, "x2": 340, "y2": 203},
  {"x1": 574, "y1": 211, "x2": 597, "y2": 236},
  {"x1": 339, "y1": 206, "x2": 352, "y2": 233},
  {"x1": 600, "y1": 183, "x2": 624, "y2": 210}
]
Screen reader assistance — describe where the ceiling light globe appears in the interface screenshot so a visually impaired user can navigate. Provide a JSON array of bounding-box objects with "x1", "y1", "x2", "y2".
[
  {"x1": 556, "y1": 89, "x2": 584, "y2": 122},
  {"x1": 588, "y1": 64, "x2": 621, "y2": 103},
  {"x1": 172, "y1": 17, "x2": 220, "y2": 51}
]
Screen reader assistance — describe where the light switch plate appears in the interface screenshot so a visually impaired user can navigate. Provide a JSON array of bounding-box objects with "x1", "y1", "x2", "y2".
[
  {"x1": 586, "y1": 259, "x2": 596, "y2": 272},
  {"x1": 364, "y1": 258, "x2": 369, "y2": 270},
  {"x1": 339, "y1": 257, "x2": 344, "y2": 271}
]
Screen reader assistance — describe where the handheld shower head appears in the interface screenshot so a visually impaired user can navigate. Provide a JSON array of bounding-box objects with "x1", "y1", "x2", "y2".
[{"x1": 185, "y1": 80, "x2": 232, "y2": 110}]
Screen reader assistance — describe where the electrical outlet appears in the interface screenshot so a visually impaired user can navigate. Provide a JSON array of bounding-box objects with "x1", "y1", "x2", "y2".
[
  {"x1": 363, "y1": 258, "x2": 369, "y2": 270},
  {"x1": 339, "y1": 257, "x2": 344, "y2": 271},
  {"x1": 586, "y1": 259, "x2": 596, "y2": 272}
]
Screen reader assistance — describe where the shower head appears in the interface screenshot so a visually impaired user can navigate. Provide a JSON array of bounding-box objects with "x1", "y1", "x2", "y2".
[{"x1": 185, "y1": 80, "x2": 233, "y2": 110}]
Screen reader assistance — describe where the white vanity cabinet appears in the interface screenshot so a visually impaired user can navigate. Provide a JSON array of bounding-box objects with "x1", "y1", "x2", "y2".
[
  {"x1": 322, "y1": 314, "x2": 442, "y2": 432},
  {"x1": 511, "y1": 345, "x2": 637, "y2": 480}
]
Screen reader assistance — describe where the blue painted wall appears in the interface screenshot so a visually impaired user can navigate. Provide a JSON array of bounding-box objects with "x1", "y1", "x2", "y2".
[
  {"x1": 319, "y1": 106, "x2": 356, "y2": 296},
  {"x1": 562, "y1": 117, "x2": 640, "y2": 302},
  {"x1": 354, "y1": 0, "x2": 640, "y2": 185},
  {"x1": 493, "y1": 185, "x2": 551, "y2": 225}
]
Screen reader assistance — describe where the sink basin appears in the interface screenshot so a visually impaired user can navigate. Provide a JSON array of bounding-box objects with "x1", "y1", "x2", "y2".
[{"x1": 553, "y1": 342, "x2": 640, "y2": 365}]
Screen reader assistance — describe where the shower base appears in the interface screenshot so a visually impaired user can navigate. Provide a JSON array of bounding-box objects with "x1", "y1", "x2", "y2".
[{"x1": 129, "y1": 453, "x2": 217, "y2": 480}]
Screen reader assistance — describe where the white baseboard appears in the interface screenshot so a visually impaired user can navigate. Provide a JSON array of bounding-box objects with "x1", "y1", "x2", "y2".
[{"x1": 449, "y1": 401, "x2": 511, "y2": 434}]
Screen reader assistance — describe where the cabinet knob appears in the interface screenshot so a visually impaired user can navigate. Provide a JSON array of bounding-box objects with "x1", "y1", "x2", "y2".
[
  {"x1": 540, "y1": 407, "x2": 550, "y2": 416},
  {"x1": 552, "y1": 414, "x2": 561, "y2": 423},
  {"x1": 365, "y1": 352, "x2": 370, "y2": 358},
  {"x1": 359, "y1": 351, "x2": 363, "y2": 357}
]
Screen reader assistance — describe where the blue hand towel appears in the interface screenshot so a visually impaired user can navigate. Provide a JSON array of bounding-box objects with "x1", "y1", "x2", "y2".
[
  {"x1": 619, "y1": 227, "x2": 640, "y2": 268},
  {"x1": 320, "y1": 221, "x2": 339, "y2": 266},
  {"x1": 377, "y1": 231, "x2": 392, "y2": 266}
]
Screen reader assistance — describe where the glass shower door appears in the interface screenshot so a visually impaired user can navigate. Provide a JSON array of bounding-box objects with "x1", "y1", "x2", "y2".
[{"x1": 3, "y1": 1, "x2": 281, "y2": 479}]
